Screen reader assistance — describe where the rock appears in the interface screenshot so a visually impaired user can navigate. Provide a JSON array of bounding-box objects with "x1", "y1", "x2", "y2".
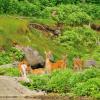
[
  {"x1": 54, "y1": 29, "x2": 61, "y2": 36},
  {"x1": 84, "y1": 59, "x2": 96, "y2": 68},
  {"x1": 0, "y1": 61, "x2": 19, "y2": 68},
  {"x1": 32, "y1": 90, "x2": 47, "y2": 96},
  {"x1": 22, "y1": 46, "x2": 45, "y2": 68}
]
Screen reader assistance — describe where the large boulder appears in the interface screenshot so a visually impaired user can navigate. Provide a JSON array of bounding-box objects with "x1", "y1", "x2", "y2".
[{"x1": 22, "y1": 46, "x2": 45, "y2": 68}]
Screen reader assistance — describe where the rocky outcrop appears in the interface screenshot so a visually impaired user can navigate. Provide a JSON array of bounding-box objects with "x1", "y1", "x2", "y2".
[
  {"x1": 15, "y1": 45, "x2": 45, "y2": 68},
  {"x1": 22, "y1": 47, "x2": 45, "y2": 68}
]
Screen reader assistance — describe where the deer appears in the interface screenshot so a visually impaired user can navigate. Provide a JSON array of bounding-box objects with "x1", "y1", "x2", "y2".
[
  {"x1": 73, "y1": 56, "x2": 84, "y2": 71},
  {"x1": 18, "y1": 59, "x2": 31, "y2": 81},
  {"x1": 31, "y1": 68, "x2": 45, "y2": 75},
  {"x1": 45, "y1": 51, "x2": 67, "y2": 73}
]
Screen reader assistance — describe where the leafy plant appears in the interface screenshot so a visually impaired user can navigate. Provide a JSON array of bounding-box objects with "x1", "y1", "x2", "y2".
[
  {"x1": 0, "y1": 47, "x2": 24, "y2": 65},
  {"x1": 22, "y1": 74, "x2": 49, "y2": 90},
  {"x1": 72, "y1": 78, "x2": 100, "y2": 96},
  {"x1": 46, "y1": 69, "x2": 73, "y2": 93}
]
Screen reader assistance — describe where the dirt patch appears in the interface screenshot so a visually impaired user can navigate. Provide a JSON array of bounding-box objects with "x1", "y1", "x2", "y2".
[{"x1": 29, "y1": 23, "x2": 61, "y2": 36}]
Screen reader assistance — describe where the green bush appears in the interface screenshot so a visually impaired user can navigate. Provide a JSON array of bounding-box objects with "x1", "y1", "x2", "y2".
[
  {"x1": 69, "y1": 72, "x2": 83, "y2": 87},
  {"x1": 82, "y1": 68, "x2": 100, "y2": 81},
  {"x1": 0, "y1": 0, "x2": 41, "y2": 16},
  {"x1": 0, "y1": 47, "x2": 24, "y2": 65},
  {"x1": 79, "y1": 4, "x2": 100, "y2": 19},
  {"x1": 43, "y1": 4, "x2": 91, "y2": 25},
  {"x1": 21, "y1": 68, "x2": 100, "y2": 98},
  {"x1": 22, "y1": 74, "x2": 49, "y2": 90},
  {"x1": 72, "y1": 78, "x2": 100, "y2": 96},
  {"x1": 47, "y1": 69, "x2": 73, "y2": 93},
  {"x1": 18, "y1": 1, "x2": 41, "y2": 16},
  {"x1": 69, "y1": 68, "x2": 100, "y2": 88},
  {"x1": 56, "y1": 27, "x2": 97, "y2": 54},
  {"x1": 67, "y1": 12, "x2": 91, "y2": 26}
]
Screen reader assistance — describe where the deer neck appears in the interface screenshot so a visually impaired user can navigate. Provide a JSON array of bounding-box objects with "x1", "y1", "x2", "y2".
[{"x1": 45, "y1": 57, "x2": 52, "y2": 73}]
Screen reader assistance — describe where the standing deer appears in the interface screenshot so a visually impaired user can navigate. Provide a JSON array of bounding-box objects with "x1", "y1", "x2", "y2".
[
  {"x1": 73, "y1": 57, "x2": 84, "y2": 71},
  {"x1": 45, "y1": 51, "x2": 67, "y2": 73}
]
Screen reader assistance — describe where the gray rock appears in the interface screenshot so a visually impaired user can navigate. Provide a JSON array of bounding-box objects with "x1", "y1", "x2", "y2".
[
  {"x1": 84, "y1": 59, "x2": 96, "y2": 68},
  {"x1": 22, "y1": 46, "x2": 44, "y2": 67},
  {"x1": 0, "y1": 61, "x2": 19, "y2": 68}
]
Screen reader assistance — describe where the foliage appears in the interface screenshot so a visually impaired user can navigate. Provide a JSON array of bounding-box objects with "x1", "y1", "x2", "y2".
[
  {"x1": 41, "y1": 4, "x2": 92, "y2": 25},
  {"x1": 79, "y1": 4, "x2": 100, "y2": 19},
  {"x1": 56, "y1": 27, "x2": 97, "y2": 55},
  {"x1": 0, "y1": 0, "x2": 41, "y2": 16},
  {"x1": 22, "y1": 74, "x2": 49, "y2": 90},
  {"x1": 72, "y1": 78, "x2": 100, "y2": 96},
  {"x1": 46, "y1": 69, "x2": 73, "y2": 93},
  {"x1": 21, "y1": 68, "x2": 100, "y2": 98},
  {"x1": 0, "y1": 47, "x2": 24, "y2": 65},
  {"x1": 22, "y1": 68, "x2": 100, "y2": 98},
  {"x1": 69, "y1": 68, "x2": 100, "y2": 88},
  {"x1": 0, "y1": 67, "x2": 20, "y2": 76}
]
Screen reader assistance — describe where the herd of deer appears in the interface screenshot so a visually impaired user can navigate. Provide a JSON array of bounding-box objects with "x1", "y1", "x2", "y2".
[{"x1": 18, "y1": 51, "x2": 84, "y2": 80}]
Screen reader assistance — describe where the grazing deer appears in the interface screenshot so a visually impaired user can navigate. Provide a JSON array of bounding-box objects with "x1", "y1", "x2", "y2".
[
  {"x1": 73, "y1": 57, "x2": 84, "y2": 71},
  {"x1": 45, "y1": 51, "x2": 67, "y2": 73}
]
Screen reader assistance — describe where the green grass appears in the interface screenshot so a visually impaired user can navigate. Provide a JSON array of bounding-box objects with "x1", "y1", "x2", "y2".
[
  {"x1": 29, "y1": 17, "x2": 57, "y2": 27},
  {"x1": 0, "y1": 15, "x2": 66, "y2": 59},
  {"x1": 0, "y1": 67, "x2": 20, "y2": 76}
]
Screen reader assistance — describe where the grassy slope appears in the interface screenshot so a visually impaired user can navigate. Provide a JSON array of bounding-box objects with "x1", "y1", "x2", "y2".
[{"x1": 0, "y1": 15, "x2": 66, "y2": 59}]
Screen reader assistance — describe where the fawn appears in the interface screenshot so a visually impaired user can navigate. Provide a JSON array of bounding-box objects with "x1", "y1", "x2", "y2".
[
  {"x1": 73, "y1": 57, "x2": 84, "y2": 71},
  {"x1": 18, "y1": 60, "x2": 31, "y2": 77},
  {"x1": 31, "y1": 68, "x2": 45, "y2": 75},
  {"x1": 18, "y1": 60, "x2": 46, "y2": 76},
  {"x1": 45, "y1": 51, "x2": 67, "y2": 73}
]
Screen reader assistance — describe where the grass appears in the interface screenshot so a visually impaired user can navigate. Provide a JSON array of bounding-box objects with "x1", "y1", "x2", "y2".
[
  {"x1": 20, "y1": 68, "x2": 100, "y2": 99},
  {"x1": 29, "y1": 17, "x2": 57, "y2": 27},
  {"x1": 0, "y1": 67, "x2": 20, "y2": 76},
  {"x1": 0, "y1": 15, "x2": 66, "y2": 59}
]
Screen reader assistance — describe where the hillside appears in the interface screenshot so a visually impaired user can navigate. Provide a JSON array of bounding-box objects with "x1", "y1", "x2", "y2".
[
  {"x1": 0, "y1": 0, "x2": 100, "y2": 99},
  {"x1": 0, "y1": 15, "x2": 66, "y2": 60}
]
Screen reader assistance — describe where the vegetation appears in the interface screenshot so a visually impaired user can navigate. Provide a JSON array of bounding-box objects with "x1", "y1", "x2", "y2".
[
  {"x1": 0, "y1": 47, "x2": 24, "y2": 65},
  {"x1": 21, "y1": 68, "x2": 100, "y2": 98},
  {"x1": 0, "y1": 0, "x2": 100, "y2": 99},
  {"x1": 0, "y1": 67, "x2": 20, "y2": 76}
]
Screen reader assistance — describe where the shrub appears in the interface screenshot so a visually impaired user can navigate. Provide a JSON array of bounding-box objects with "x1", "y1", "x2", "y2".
[
  {"x1": 47, "y1": 69, "x2": 73, "y2": 93},
  {"x1": 79, "y1": 4, "x2": 100, "y2": 19},
  {"x1": 69, "y1": 68, "x2": 100, "y2": 88},
  {"x1": 22, "y1": 74, "x2": 49, "y2": 90},
  {"x1": 69, "y1": 72, "x2": 83, "y2": 87},
  {"x1": 67, "y1": 12, "x2": 91, "y2": 26},
  {"x1": 82, "y1": 68, "x2": 100, "y2": 81},
  {"x1": 18, "y1": 1, "x2": 41, "y2": 16},
  {"x1": 0, "y1": 47, "x2": 24, "y2": 65},
  {"x1": 56, "y1": 27, "x2": 97, "y2": 55},
  {"x1": 72, "y1": 78, "x2": 100, "y2": 96}
]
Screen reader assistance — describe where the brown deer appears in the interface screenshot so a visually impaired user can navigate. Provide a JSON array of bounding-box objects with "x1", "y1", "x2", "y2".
[
  {"x1": 31, "y1": 68, "x2": 45, "y2": 75},
  {"x1": 45, "y1": 51, "x2": 67, "y2": 73},
  {"x1": 18, "y1": 60, "x2": 31, "y2": 77},
  {"x1": 73, "y1": 57, "x2": 84, "y2": 71}
]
